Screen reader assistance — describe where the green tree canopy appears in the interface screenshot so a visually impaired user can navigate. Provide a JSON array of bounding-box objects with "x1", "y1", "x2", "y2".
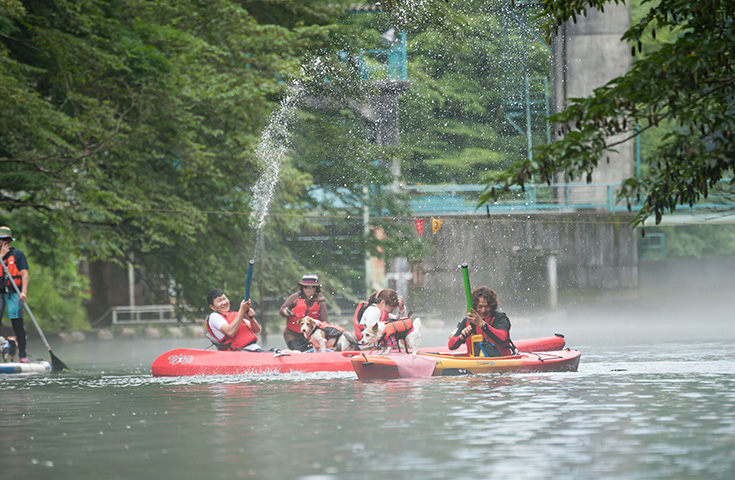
[
  {"x1": 391, "y1": 0, "x2": 550, "y2": 184},
  {"x1": 1, "y1": 0, "x2": 356, "y2": 324},
  {"x1": 478, "y1": 0, "x2": 735, "y2": 225}
]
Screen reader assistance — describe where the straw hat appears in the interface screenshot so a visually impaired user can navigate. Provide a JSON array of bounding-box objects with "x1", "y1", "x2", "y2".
[
  {"x1": 298, "y1": 274, "x2": 320, "y2": 287},
  {"x1": 0, "y1": 226, "x2": 15, "y2": 241}
]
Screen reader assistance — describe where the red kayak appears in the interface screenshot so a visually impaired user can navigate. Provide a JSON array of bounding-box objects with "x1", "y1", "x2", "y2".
[
  {"x1": 351, "y1": 348, "x2": 581, "y2": 380},
  {"x1": 151, "y1": 335, "x2": 566, "y2": 377}
]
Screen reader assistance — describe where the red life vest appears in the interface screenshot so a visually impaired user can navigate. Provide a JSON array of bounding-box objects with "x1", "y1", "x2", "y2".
[
  {"x1": 463, "y1": 314, "x2": 512, "y2": 356},
  {"x1": 3, "y1": 248, "x2": 23, "y2": 290},
  {"x1": 352, "y1": 302, "x2": 367, "y2": 341},
  {"x1": 361, "y1": 304, "x2": 390, "y2": 324},
  {"x1": 206, "y1": 311, "x2": 258, "y2": 351},
  {"x1": 286, "y1": 297, "x2": 321, "y2": 333}
]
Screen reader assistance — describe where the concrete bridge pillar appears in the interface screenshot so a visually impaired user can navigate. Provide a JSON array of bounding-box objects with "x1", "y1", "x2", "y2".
[{"x1": 551, "y1": 3, "x2": 634, "y2": 202}]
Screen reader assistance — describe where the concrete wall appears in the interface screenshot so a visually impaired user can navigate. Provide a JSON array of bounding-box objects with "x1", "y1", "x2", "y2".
[
  {"x1": 551, "y1": 4, "x2": 634, "y2": 197},
  {"x1": 408, "y1": 212, "x2": 638, "y2": 319}
]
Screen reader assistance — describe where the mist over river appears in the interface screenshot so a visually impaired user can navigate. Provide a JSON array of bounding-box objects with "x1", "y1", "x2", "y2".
[{"x1": 2, "y1": 299, "x2": 734, "y2": 480}]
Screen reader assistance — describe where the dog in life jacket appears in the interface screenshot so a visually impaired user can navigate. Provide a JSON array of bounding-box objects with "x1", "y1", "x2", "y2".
[
  {"x1": 360, "y1": 317, "x2": 422, "y2": 356},
  {"x1": 299, "y1": 317, "x2": 361, "y2": 353}
]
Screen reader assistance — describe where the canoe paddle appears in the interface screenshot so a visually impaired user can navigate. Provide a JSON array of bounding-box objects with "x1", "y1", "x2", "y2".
[
  {"x1": 461, "y1": 263, "x2": 477, "y2": 356},
  {"x1": 1, "y1": 259, "x2": 68, "y2": 372},
  {"x1": 244, "y1": 259, "x2": 255, "y2": 300}
]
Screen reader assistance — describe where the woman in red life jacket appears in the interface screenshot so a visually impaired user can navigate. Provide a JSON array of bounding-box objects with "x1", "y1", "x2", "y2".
[
  {"x1": 448, "y1": 286, "x2": 514, "y2": 357},
  {"x1": 358, "y1": 288, "x2": 406, "y2": 332},
  {"x1": 205, "y1": 288, "x2": 263, "y2": 351},
  {"x1": 279, "y1": 274, "x2": 328, "y2": 351}
]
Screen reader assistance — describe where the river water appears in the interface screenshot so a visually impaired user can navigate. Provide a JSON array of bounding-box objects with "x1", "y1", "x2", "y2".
[{"x1": 2, "y1": 310, "x2": 734, "y2": 480}]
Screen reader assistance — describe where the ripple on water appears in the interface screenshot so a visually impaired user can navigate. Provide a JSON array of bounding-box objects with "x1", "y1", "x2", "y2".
[{"x1": 3, "y1": 339, "x2": 735, "y2": 480}]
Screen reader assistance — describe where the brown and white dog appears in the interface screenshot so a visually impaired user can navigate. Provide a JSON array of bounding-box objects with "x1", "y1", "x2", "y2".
[
  {"x1": 360, "y1": 317, "x2": 422, "y2": 356},
  {"x1": 299, "y1": 316, "x2": 360, "y2": 353},
  {"x1": 0, "y1": 336, "x2": 18, "y2": 362}
]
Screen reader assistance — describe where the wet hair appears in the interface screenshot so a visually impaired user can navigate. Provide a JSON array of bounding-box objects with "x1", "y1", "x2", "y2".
[
  {"x1": 367, "y1": 288, "x2": 399, "y2": 308},
  {"x1": 471, "y1": 287, "x2": 499, "y2": 312},
  {"x1": 207, "y1": 288, "x2": 225, "y2": 307}
]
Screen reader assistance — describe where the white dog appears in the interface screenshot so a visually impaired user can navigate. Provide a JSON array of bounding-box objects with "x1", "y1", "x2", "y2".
[
  {"x1": 0, "y1": 336, "x2": 18, "y2": 362},
  {"x1": 299, "y1": 316, "x2": 360, "y2": 353},
  {"x1": 360, "y1": 317, "x2": 422, "y2": 356}
]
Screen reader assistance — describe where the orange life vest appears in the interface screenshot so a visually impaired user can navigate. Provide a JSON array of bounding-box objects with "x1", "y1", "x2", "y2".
[
  {"x1": 206, "y1": 311, "x2": 258, "y2": 351},
  {"x1": 3, "y1": 248, "x2": 23, "y2": 290},
  {"x1": 380, "y1": 317, "x2": 414, "y2": 343},
  {"x1": 286, "y1": 297, "x2": 321, "y2": 333}
]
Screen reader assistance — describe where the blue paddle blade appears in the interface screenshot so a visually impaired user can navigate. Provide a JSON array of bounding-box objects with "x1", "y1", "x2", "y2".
[{"x1": 244, "y1": 259, "x2": 255, "y2": 300}]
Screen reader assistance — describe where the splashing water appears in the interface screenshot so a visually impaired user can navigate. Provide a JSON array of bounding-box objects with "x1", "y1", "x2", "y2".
[
  {"x1": 248, "y1": 89, "x2": 301, "y2": 259},
  {"x1": 247, "y1": 56, "x2": 361, "y2": 261}
]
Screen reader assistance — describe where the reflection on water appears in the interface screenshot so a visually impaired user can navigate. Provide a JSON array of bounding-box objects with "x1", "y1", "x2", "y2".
[{"x1": 1, "y1": 325, "x2": 735, "y2": 480}]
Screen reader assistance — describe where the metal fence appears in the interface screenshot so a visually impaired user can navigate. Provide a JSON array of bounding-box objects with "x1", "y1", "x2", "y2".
[
  {"x1": 106, "y1": 305, "x2": 192, "y2": 325},
  {"x1": 406, "y1": 181, "x2": 735, "y2": 216}
]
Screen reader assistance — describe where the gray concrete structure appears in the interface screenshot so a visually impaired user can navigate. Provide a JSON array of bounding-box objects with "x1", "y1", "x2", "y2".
[
  {"x1": 551, "y1": 3, "x2": 634, "y2": 201},
  {"x1": 389, "y1": 6, "x2": 639, "y2": 314},
  {"x1": 404, "y1": 212, "x2": 638, "y2": 319}
]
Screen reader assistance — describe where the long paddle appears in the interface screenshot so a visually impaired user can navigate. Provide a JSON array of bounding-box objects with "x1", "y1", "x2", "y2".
[
  {"x1": 461, "y1": 263, "x2": 484, "y2": 356},
  {"x1": 244, "y1": 259, "x2": 255, "y2": 300},
  {"x1": 1, "y1": 259, "x2": 68, "y2": 371},
  {"x1": 460, "y1": 263, "x2": 473, "y2": 313}
]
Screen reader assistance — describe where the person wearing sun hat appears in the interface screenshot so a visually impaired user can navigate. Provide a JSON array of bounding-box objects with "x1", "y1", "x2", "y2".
[
  {"x1": 278, "y1": 274, "x2": 329, "y2": 351},
  {"x1": 0, "y1": 226, "x2": 29, "y2": 362}
]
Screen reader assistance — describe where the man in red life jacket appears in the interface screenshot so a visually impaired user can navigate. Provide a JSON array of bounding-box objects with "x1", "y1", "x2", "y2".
[
  {"x1": 0, "y1": 226, "x2": 29, "y2": 363},
  {"x1": 448, "y1": 286, "x2": 514, "y2": 357},
  {"x1": 206, "y1": 288, "x2": 263, "y2": 351}
]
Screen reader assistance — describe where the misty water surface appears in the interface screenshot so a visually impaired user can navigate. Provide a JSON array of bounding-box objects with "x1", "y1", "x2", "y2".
[{"x1": 2, "y1": 301, "x2": 734, "y2": 480}]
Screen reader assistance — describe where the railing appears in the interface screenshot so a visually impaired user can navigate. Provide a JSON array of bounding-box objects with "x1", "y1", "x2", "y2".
[
  {"x1": 107, "y1": 305, "x2": 192, "y2": 325},
  {"x1": 406, "y1": 182, "x2": 636, "y2": 215},
  {"x1": 405, "y1": 181, "x2": 735, "y2": 216},
  {"x1": 639, "y1": 232, "x2": 666, "y2": 259}
]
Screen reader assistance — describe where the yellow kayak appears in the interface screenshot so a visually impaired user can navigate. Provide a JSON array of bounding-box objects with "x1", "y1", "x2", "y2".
[{"x1": 351, "y1": 348, "x2": 581, "y2": 380}]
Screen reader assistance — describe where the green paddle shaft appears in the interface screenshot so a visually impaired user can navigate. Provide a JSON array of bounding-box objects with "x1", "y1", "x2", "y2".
[{"x1": 461, "y1": 263, "x2": 472, "y2": 312}]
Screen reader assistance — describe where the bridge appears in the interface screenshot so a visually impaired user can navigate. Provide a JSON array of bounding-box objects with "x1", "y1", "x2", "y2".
[
  {"x1": 402, "y1": 181, "x2": 734, "y2": 266},
  {"x1": 404, "y1": 181, "x2": 735, "y2": 221}
]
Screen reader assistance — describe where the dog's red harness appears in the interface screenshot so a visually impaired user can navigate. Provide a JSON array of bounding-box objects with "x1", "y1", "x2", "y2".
[
  {"x1": 306, "y1": 320, "x2": 345, "y2": 339},
  {"x1": 305, "y1": 320, "x2": 357, "y2": 350}
]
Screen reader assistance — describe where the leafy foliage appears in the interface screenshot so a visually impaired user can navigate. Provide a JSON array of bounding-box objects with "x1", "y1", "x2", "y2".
[
  {"x1": 0, "y1": 0, "x2": 352, "y2": 324},
  {"x1": 394, "y1": 1, "x2": 550, "y2": 184},
  {"x1": 642, "y1": 224, "x2": 735, "y2": 259},
  {"x1": 480, "y1": 0, "x2": 735, "y2": 225}
]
